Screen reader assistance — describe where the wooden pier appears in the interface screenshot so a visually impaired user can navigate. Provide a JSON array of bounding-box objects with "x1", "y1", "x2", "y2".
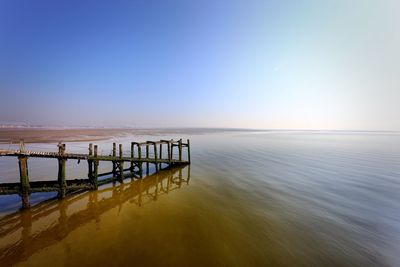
[{"x1": 0, "y1": 139, "x2": 191, "y2": 209}]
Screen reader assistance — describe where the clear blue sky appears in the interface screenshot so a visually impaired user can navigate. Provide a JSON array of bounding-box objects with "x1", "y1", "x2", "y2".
[{"x1": 0, "y1": 0, "x2": 399, "y2": 130}]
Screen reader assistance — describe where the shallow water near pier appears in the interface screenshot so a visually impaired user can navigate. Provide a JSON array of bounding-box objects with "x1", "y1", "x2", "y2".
[{"x1": 1, "y1": 131, "x2": 400, "y2": 266}]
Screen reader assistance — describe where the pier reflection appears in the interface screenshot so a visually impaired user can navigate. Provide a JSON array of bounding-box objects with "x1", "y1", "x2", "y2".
[{"x1": 0, "y1": 166, "x2": 190, "y2": 266}]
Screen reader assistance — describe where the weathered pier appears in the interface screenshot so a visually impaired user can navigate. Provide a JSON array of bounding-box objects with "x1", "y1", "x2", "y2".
[{"x1": 0, "y1": 139, "x2": 191, "y2": 209}]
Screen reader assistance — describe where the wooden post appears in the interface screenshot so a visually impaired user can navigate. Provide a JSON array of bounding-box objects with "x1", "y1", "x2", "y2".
[
  {"x1": 168, "y1": 140, "x2": 171, "y2": 163},
  {"x1": 19, "y1": 139, "x2": 26, "y2": 153},
  {"x1": 93, "y1": 145, "x2": 98, "y2": 189},
  {"x1": 159, "y1": 143, "x2": 163, "y2": 170},
  {"x1": 178, "y1": 139, "x2": 182, "y2": 162},
  {"x1": 18, "y1": 155, "x2": 30, "y2": 209},
  {"x1": 146, "y1": 144, "x2": 149, "y2": 176},
  {"x1": 138, "y1": 144, "x2": 143, "y2": 178},
  {"x1": 187, "y1": 139, "x2": 191, "y2": 164},
  {"x1": 88, "y1": 144, "x2": 94, "y2": 188},
  {"x1": 130, "y1": 142, "x2": 134, "y2": 174},
  {"x1": 58, "y1": 143, "x2": 67, "y2": 199},
  {"x1": 112, "y1": 143, "x2": 116, "y2": 179},
  {"x1": 89, "y1": 143, "x2": 93, "y2": 156},
  {"x1": 119, "y1": 144, "x2": 124, "y2": 183},
  {"x1": 170, "y1": 141, "x2": 174, "y2": 162},
  {"x1": 153, "y1": 142, "x2": 159, "y2": 172}
]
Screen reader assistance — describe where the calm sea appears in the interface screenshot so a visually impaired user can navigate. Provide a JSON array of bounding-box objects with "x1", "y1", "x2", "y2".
[{"x1": 0, "y1": 131, "x2": 399, "y2": 266}]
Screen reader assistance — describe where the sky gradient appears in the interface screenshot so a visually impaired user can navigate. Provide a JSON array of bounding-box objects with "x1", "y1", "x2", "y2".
[{"x1": 0, "y1": 0, "x2": 399, "y2": 130}]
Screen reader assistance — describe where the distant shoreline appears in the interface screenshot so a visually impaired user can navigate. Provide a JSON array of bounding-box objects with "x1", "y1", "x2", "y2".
[
  {"x1": 0, "y1": 128, "x2": 260, "y2": 144},
  {"x1": 0, "y1": 127, "x2": 398, "y2": 144}
]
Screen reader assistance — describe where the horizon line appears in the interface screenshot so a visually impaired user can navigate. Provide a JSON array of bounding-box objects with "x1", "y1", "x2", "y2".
[{"x1": 0, "y1": 125, "x2": 399, "y2": 133}]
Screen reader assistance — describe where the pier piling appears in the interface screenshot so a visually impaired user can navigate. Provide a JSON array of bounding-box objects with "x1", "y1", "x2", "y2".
[
  {"x1": 112, "y1": 143, "x2": 117, "y2": 181},
  {"x1": 18, "y1": 155, "x2": 30, "y2": 209},
  {"x1": 187, "y1": 139, "x2": 191, "y2": 164},
  {"x1": 93, "y1": 145, "x2": 99, "y2": 189},
  {"x1": 57, "y1": 143, "x2": 67, "y2": 199},
  {"x1": 146, "y1": 144, "x2": 149, "y2": 176},
  {"x1": 119, "y1": 144, "x2": 124, "y2": 183},
  {"x1": 137, "y1": 144, "x2": 143, "y2": 178},
  {"x1": 168, "y1": 140, "x2": 172, "y2": 163},
  {"x1": 150, "y1": 142, "x2": 158, "y2": 172},
  {"x1": 178, "y1": 139, "x2": 183, "y2": 161},
  {"x1": 130, "y1": 142, "x2": 134, "y2": 175},
  {"x1": 88, "y1": 144, "x2": 94, "y2": 187}
]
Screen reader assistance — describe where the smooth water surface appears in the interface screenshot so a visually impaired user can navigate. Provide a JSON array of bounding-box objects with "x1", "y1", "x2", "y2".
[{"x1": 0, "y1": 131, "x2": 400, "y2": 266}]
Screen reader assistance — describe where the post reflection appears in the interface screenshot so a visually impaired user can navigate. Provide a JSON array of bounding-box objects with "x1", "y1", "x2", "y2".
[{"x1": 0, "y1": 165, "x2": 190, "y2": 266}]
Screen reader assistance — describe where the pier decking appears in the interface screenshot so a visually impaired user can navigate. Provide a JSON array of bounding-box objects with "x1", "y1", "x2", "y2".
[{"x1": 0, "y1": 139, "x2": 191, "y2": 208}]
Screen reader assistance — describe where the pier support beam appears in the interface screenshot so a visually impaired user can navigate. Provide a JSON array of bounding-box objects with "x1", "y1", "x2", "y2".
[
  {"x1": 138, "y1": 144, "x2": 143, "y2": 178},
  {"x1": 159, "y1": 143, "x2": 163, "y2": 170},
  {"x1": 178, "y1": 139, "x2": 183, "y2": 162},
  {"x1": 171, "y1": 142, "x2": 174, "y2": 161},
  {"x1": 150, "y1": 142, "x2": 159, "y2": 172},
  {"x1": 146, "y1": 144, "x2": 149, "y2": 176},
  {"x1": 168, "y1": 140, "x2": 172, "y2": 164},
  {"x1": 88, "y1": 144, "x2": 95, "y2": 189},
  {"x1": 18, "y1": 155, "x2": 30, "y2": 209},
  {"x1": 112, "y1": 143, "x2": 116, "y2": 181},
  {"x1": 93, "y1": 145, "x2": 99, "y2": 189},
  {"x1": 119, "y1": 144, "x2": 124, "y2": 183},
  {"x1": 58, "y1": 143, "x2": 67, "y2": 199},
  {"x1": 130, "y1": 142, "x2": 134, "y2": 176},
  {"x1": 187, "y1": 139, "x2": 191, "y2": 164}
]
